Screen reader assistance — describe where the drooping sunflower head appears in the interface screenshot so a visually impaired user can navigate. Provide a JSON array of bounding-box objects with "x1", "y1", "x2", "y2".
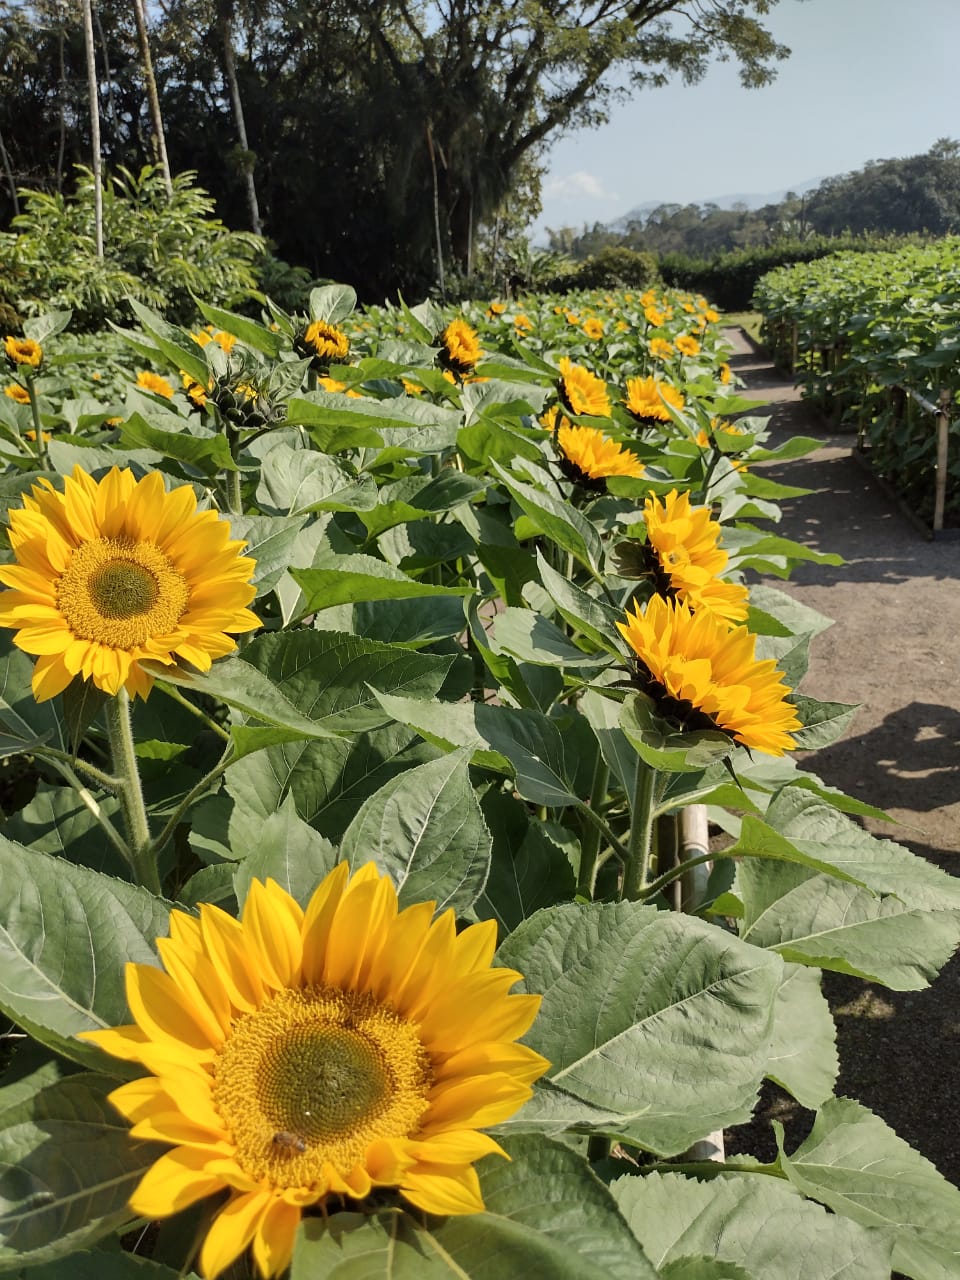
[
  {"x1": 437, "y1": 318, "x2": 482, "y2": 377},
  {"x1": 557, "y1": 356, "x2": 611, "y2": 418},
  {"x1": 296, "y1": 319, "x2": 350, "y2": 370},
  {"x1": 3, "y1": 335, "x2": 42, "y2": 371},
  {"x1": 640, "y1": 489, "x2": 749, "y2": 623},
  {"x1": 80, "y1": 863, "x2": 548, "y2": 1280},
  {"x1": 617, "y1": 594, "x2": 801, "y2": 755},
  {"x1": 0, "y1": 466, "x2": 260, "y2": 701},
  {"x1": 4, "y1": 382, "x2": 29, "y2": 404},
  {"x1": 136, "y1": 370, "x2": 175, "y2": 400},
  {"x1": 555, "y1": 423, "x2": 644, "y2": 490},
  {"x1": 624, "y1": 376, "x2": 685, "y2": 425}
]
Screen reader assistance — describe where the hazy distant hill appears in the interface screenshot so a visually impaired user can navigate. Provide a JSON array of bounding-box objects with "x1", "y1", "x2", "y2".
[{"x1": 610, "y1": 178, "x2": 824, "y2": 232}]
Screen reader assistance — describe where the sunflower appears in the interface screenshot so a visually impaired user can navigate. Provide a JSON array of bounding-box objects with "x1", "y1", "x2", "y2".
[
  {"x1": 555, "y1": 423, "x2": 644, "y2": 489},
  {"x1": 618, "y1": 595, "x2": 801, "y2": 755},
  {"x1": 624, "y1": 376, "x2": 685, "y2": 424},
  {"x1": 438, "y1": 318, "x2": 482, "y2": 377},
  {"x1": 557, "y1": 356, "x2": 611, "y2": 418},
  {"x1": 80, "y1": 863, "x2": 548, "y2": 1280},
  {"x1": 317, "y1": 375, "x2": 361, "y2": 398},
  {"x1": 695, "y1": 419, "x2": 747, "y2": 449},
  {"x1": 181, "y1": 371, "x2": 210, "y2": 410},
  {"x1": 514, "y1": 314, "x2": 533, "y2": 333},
  {"x1": 296, "y1": 320, "x2": 350, "y2": 370},
  {"x1": 638, "y1": 489, "x2": 749, "y2": 623},
  {"x1": 649, "y1": 338, "x2": 675, "y2": 361},
  {"x1": 192, "y1": 325, "x2": 237, "y2": 354},
  {"x1": 137, "y1": 370, "x2": 175, "y2": 400},
  {"x1": 675, "y1": 335, "x2": 701, "y2": 358},
  {"x1": 582, "y1": 317, "x2": 605, "y2": 340},
  {"x1": 4, "y1": 382, "x2": 29, "y2": 404},
  {"x1": 0, "y1": 465, "x2": 259, "y2": 701},
  {"x1": 486, "y1": 301, "x2": 506, "y2": 317},
  {"x1": 4, "y1": 336, "x2": 42, "y2": 370},
  {"x1": 719, "y1": 362, "x2": 733, "y2": 385},
  {"x1": 643, "y1": 306, "x2": 665, "y2": 327}
]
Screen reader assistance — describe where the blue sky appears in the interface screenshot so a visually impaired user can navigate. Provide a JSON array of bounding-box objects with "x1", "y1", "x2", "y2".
[{"x1": 532, "y1": 0, "x2": 960, "y2": 241}]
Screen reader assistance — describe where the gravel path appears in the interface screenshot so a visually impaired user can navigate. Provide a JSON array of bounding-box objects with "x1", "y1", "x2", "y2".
[{"x1": 720, "y1": 328, "x2": 960, "y2": 1186}]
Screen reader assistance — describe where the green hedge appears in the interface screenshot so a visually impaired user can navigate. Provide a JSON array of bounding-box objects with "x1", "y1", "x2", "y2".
[{"x1": 659, "y1": 234, "x2": 928, "y2": 311}]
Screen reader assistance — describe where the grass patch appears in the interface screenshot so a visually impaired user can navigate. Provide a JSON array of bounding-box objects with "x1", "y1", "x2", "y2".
[{"x1": 720, "y1": 310, "x2": 764, "y2": 346}]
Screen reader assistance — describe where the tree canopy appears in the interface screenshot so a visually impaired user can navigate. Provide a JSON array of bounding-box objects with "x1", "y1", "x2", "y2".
[{"x1": 0, "y1": 0, "x2": 793, "y2": 297}]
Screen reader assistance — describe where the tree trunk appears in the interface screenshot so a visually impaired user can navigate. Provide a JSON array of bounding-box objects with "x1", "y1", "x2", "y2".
[
  {"x1": 56, "y1": 16, "x2": 66, "y2": 193},
  {"x1": 80, "y1": 0, "x2": 103, "y2": 258},
  {"x1": 132, "y1": 0, "x2": 173, "y2": 197},
  {"x1": 218, "y1": 1, "x2": 262, "y2": 236},
  {"x1": 0, "y1": 122, "x2": 20, "y2": 218}
]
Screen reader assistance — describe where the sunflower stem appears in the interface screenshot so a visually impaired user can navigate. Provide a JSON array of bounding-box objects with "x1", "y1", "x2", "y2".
[
  {"x1": 104, "y1": 690, "x2": 160, "y2": 894},
  {"x1": 577, "y1": 756, "x2": 609, "y2": 898},
  {"x1": 44, "y1": 757, "x2": 133, "y2": 866},
  {"x1": 638, "y1": 850, "x2": 718, "y2": 902},
  {"x1": 224, "y1": 442, "x2": 243, "y2": 516},
  {"x1": 622, "y1": 760, "x2": 657, "y2": 900},
  {"x1": 25, "y1": 378, "x2": 51, "y2": 470},
  {"x1": 578, "y1": 800, "x2": 629, "y2": 867},
  {"x1": 147, "y1": 743, "x2": 235, "y2": 859}
]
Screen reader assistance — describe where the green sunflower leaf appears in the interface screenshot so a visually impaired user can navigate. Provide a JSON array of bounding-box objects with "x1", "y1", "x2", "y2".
[
  {"x1": 290, "y1": 557, "x2": 472, "y2": 615},
  {"x1": 493, "y1": 462, "x2": 603, "y2": 574},
  {"x1": 0, "y1": 1064, "x2": 166, "y2": 1269},
  {"x1": 0, "y1": 631, "x2": 65, "y2": 756},
  {"x1": 232, "y1": 795, "x2": 338, "y2": 909},
  {"x1": 610, "y1": 1170, "x2": 892, "y2": 1280},
  {"x1": 192, "y1": 298, "x2": 284, "y2": 356},
  {"x1": 738, "y1": 858, "x2": 960, "y2": 990},
  {"x1": 766, "y1": 963, "x2": 838, "y2": 1108},
  {"x1": 495, "y1": 902, "x2": 782, "y2": 1155},
  {"x1": 292, "y1": 1135, "x2": 656, "y2": 1278},
  {"x1": 776, "y1": 1098, "x2": 960, "y2": 1280},
  {"x1": 224, "y1": 722, "x2": 440, "y2": 844},
  {"x1": 120, "y1": 412, "x2": 238, "y2": 475},
  {"x1": 256, "y1": 443, "x2": 377, "y2": 514},
  {"x1": 239, "y1": 628, "x2": 454, "y2": 733},
  {"x1": 0, "y1": 839, "x2": 171, "y2": 1065},
  {"x1": 221, "y1": 513, "x2": 307, "y2": 597},
  {"x1": 339, "y1": 748, "x2": 491, "y2": 914}
]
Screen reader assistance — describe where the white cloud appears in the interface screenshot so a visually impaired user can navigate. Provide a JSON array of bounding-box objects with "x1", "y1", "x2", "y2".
[{"x1": 542, "y1": 170, "x2": 619, "y2": 203}]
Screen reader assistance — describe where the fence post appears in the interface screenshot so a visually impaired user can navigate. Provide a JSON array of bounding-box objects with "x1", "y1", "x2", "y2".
[{"x1": 934, "y1": 388, "x2": 951, "y2": 534}]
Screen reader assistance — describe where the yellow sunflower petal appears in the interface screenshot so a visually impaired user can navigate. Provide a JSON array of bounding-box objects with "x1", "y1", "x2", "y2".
[
  {"x1": 200, "y1": 1191, "x2": 273, "y2": 1280},
  {"x1": 130, "y1": 1146, "x2": 227, "y2": 1218},
  {"x1": 126, "y1": 963, "x2": 222, "y2": 1055},
  {"x1": 400, "y1": 1161, "x2": 485, "y2": 1215},
  {"x1": 252, "y1": 1197, "x2": 302, "y2": 1280}
]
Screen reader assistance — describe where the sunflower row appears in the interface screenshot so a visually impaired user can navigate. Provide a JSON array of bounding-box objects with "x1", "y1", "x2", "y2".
[{"x1": 0, "y1": 283, "x2": 848, "y2": 1280}]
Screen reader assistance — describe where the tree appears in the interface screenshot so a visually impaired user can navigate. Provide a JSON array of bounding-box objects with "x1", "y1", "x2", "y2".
[
  {"x1": 79, "y1": 0, "x2": 103, "y2": 255},
  {"x1": 805, "y1": 141, "x2": 960, "y2": 237},
  {"x1": 0, "y1": 0, "x2": 797, "y2": 297},
  {"x1": 132, "y1": 0, "x2": 172, "y2": 197}
]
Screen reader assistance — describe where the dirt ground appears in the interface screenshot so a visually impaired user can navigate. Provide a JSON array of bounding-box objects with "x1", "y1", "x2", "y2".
[{"x1": 719, "y1": 329, "x2": 960, "y2": 1186}]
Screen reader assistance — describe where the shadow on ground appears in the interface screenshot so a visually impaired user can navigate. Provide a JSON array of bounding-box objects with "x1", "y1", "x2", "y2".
[{"x1": 720, "y1": 328, "x2": 960, "y2": 1190}]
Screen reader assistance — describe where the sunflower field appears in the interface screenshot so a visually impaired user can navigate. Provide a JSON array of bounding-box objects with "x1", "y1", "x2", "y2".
[{"x1": 1, "y1": 283, "x2": 959, "y2": 1280}]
